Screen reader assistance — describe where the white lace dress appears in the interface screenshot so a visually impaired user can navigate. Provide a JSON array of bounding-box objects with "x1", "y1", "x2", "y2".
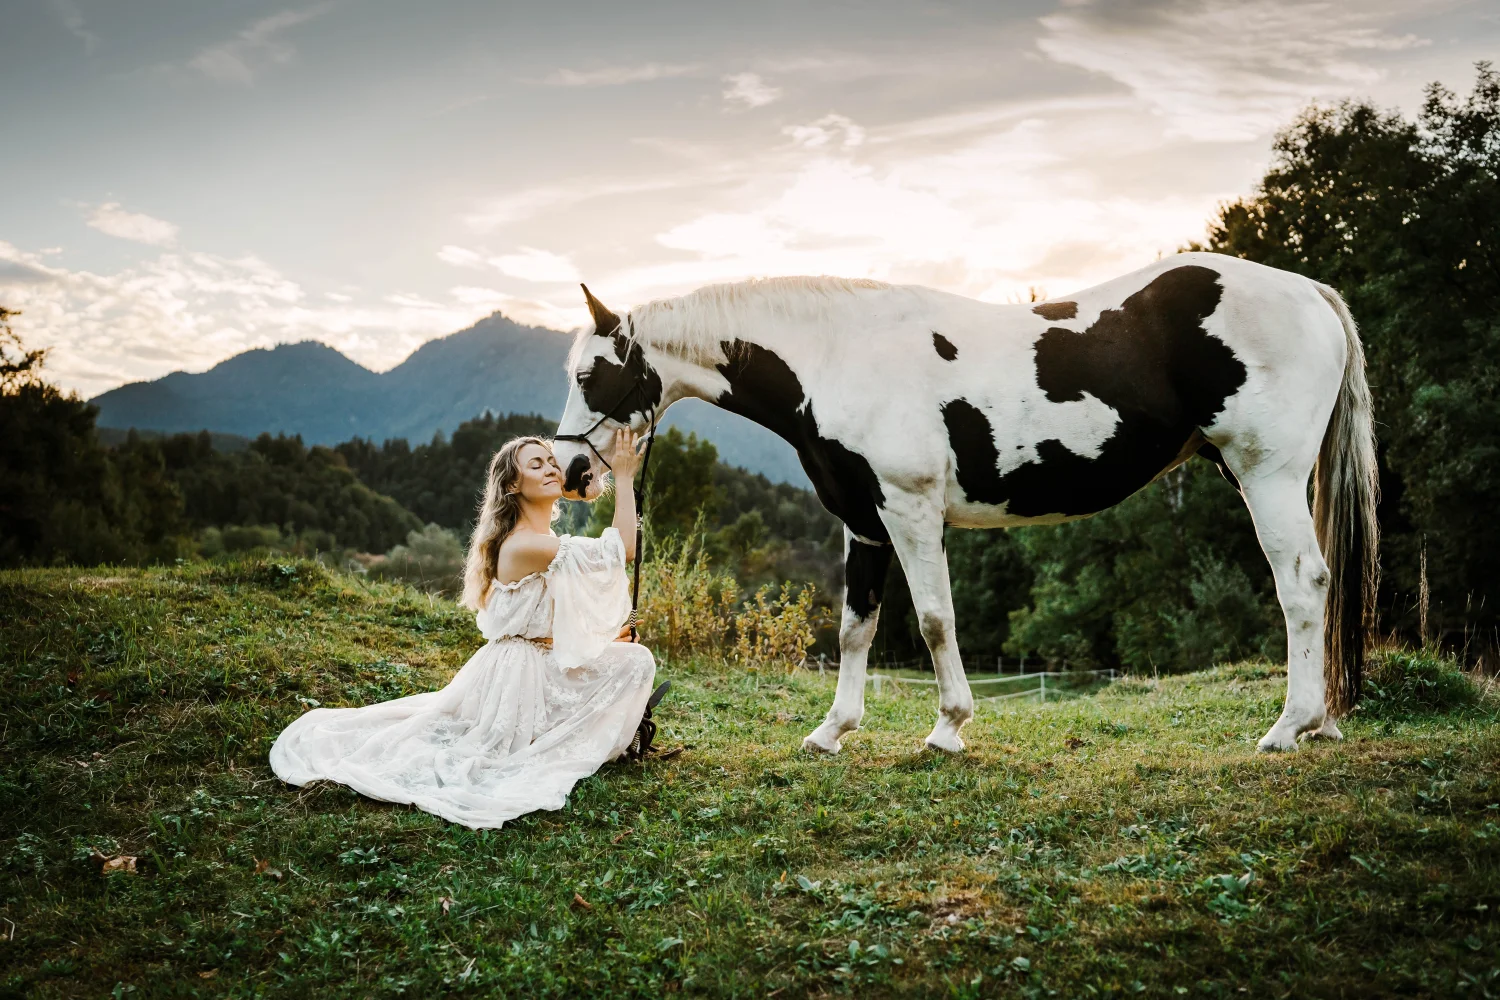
[{"x1": 269, "y1": 528, "x2": 656, "y2": 829}]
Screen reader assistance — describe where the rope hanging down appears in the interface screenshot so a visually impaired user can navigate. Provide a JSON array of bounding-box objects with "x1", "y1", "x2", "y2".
[{"x1": 628, "y1": 418, "x2": 657, "y2": 640}]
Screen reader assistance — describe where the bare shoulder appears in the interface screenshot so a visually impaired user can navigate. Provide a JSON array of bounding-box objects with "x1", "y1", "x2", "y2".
[{"x1": 495, "y1": 530, "x2": 563, "y2": 584}]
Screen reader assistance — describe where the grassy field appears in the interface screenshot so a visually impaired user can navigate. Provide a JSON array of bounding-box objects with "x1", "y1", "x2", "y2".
[{"x1": 2, "y1": 559, "x2": 1497, "y2": 999}]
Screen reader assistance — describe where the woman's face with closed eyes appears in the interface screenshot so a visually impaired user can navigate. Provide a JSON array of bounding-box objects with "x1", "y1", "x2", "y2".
[{"x1": 514, "y1": 443, "x2": 564, "y2": 503}]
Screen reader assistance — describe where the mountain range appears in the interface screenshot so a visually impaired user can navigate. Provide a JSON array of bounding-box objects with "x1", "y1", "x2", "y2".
[{"x1": 90, "y1": 313, "x2": 807, "y2": 484}]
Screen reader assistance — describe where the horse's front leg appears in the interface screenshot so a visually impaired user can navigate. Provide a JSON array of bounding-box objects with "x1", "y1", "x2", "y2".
[
  {"x1": 883, "y1": 500, "x2": 972, "y2": 753},
  {"x1": 803, "y1": 530, "x2": 892, "y2": 754}
]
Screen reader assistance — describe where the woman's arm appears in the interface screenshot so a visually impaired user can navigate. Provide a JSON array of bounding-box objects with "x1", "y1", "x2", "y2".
[{"x1": 608, "y1": 427, "x2": 645, "y2": 563}]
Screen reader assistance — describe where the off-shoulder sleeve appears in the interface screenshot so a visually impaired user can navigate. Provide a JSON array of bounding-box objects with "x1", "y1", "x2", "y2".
[{"x1": 548, "y1": 528, "x2": 632, "y2": 669}]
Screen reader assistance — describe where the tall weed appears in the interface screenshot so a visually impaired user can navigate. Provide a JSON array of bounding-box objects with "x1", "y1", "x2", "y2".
[{"x1": 637, "y1": 530, "x2": 826, "y2": 669}]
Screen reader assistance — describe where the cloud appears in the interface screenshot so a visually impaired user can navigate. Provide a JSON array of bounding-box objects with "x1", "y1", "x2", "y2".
[
  {"x1": 51, "y1": 0, "x2": 99, "y2": 52},
  {"x1": 187, "y1": 4, "x2": 330, "y2": 85},
  {"x1": 437, "y1": 244, "x2": 486, "y2": 269},
  {"x1": 464, "y1": 176, "x2": 694, "y2": 232},
  {"x1": 722, "y1": 72, "x2": 781, "y2": 109},
  {"x1": 783, "y1": 113, "x2": 866, "y2": 149},
  {"x1": 596, "y1": 102, "x2": 1228, "y2": 309},
  {"x1": 438, "y1": 244, "x2": 582, "y2": 283},
  {"x1": 0, "y1": 239, "x2": 508, "y2": 397},
  {"x1": 542, "y1": 62, "x2": 700, "y2": 87},
  {"x1": 487, "y1": 247, "x2": 582, "y2": 284},
  {"x1": 86, "y1": 203, "x2": 180, "y2": 246},
  {"x1": 1037, "y1": 0, "x2": 1430, "y2": 141}
]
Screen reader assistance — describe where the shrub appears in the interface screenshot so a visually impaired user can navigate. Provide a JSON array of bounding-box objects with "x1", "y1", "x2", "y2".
[
  {"x1": 636, "y1": 529, "x2": 826, "y2": 669},
  {"x1": 362, "y1": 523, "x2": 466, "y2": 596},
  {"x1": 1359, "y1": 648, "x2": 1481, "y2": 717},
  {"x1": 732, "y1": 581, "x2": 822, "y2": 670},
  {"x1": 636, "y1": 531, "x2": 739, "y2": 659}
]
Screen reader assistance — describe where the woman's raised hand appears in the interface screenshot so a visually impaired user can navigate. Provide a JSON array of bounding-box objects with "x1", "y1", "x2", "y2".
[{"x1": 609, "y1": 427, "x2": 646, "y2": 482}]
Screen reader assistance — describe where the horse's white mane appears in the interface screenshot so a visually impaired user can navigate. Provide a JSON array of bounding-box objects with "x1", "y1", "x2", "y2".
[{"x1": 568, "y1": 275, "x2": 899, "y2": 368}]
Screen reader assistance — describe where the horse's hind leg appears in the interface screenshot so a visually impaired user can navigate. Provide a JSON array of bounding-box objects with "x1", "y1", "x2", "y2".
[
  {"x1": 1234, "y1": 465, "x2": 1333, "y2": 750},
  {"x1": 803, "y1": 531, "x2": 891, "y2": 754},
  {"x1": 883, "y1": 502, "x2": 972, "y2": 752}
]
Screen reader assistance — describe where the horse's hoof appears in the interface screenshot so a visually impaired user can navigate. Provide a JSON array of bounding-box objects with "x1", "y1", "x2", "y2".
[
  {"x1": 1305, "y1": 717, "x2": 1344, "y2": 741},
  {"x1": 802, "y1": 727, "x2": 844, "y2": 755},
  {"x1": 1256, "y1": 727, "x2": 1298, "y2": 752},
  {"x1": 923, "y1": 729, "x2": 965, "y2": 754}
]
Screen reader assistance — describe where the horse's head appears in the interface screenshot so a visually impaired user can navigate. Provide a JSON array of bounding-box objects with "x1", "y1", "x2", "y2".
[{"x1": 554, "y1": 285, "x2": 664, "y2": 500}]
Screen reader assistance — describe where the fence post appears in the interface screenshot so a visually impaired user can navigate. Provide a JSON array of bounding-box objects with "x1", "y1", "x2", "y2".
[{"x1": 1039, "y1": 673, "x2": 1046, "y2": 703}]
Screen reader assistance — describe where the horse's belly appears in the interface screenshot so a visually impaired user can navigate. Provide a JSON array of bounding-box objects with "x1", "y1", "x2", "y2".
[{"x1": 942, "y1": 425, "x2": 1203, "y2": 526}]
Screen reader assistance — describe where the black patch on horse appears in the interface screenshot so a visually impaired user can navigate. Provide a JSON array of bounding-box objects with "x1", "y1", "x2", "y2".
[
  {"x1": 1033, "y1": 301, "x2": 1078, "y2": 321},
  {"x1": 945, "y1": 265, "x2": 1245, "y2": 517},
  {"x1": 932, "y1": 331, "x2": 958, "y2": 361},
  {"x1": 845, "y1": 538, "x2": 893, "y2": 620},
  {"x1": 942, "y1": 399, "x2": 1005, "y2": 502},
  {"x1": 715, "y1": 341, "x2": 889, "y2": 542},
  {"x1": 577, "y1": 335, "x2": 663, "y2": 425}
]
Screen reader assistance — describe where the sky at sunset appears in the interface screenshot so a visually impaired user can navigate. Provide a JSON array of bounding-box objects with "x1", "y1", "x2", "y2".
[{"x1": 3, "y1": 0, "x2": 1497, "y2": 397}]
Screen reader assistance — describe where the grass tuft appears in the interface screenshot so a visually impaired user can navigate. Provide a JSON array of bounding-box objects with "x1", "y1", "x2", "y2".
[{"x1": 1359, "y1": 647, "x2": 1482, "y2": 717}]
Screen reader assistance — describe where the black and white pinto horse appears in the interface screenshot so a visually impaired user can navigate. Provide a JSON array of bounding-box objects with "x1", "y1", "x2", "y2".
[{"x1": 553, "y1": 253, "x2": 1379, "y2": 754}]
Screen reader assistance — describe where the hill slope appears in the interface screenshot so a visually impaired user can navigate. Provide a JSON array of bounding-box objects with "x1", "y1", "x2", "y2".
[
  {"x1": 2, "y1": 561, "x2": 1496, "y2": 998},
  {"x1": 90, "y1": 313, "x2": 807, "y2": 484}
]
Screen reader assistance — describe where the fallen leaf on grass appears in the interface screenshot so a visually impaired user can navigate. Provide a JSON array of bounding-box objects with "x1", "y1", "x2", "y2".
[
  {"x1": 198, "y1": 970, "x2": 217, "y2": 980},
  {"x1": 611, "y1": 828, "x2": 633, "y2": 845},
  {"x1": 91, "y1": 851, "x2": 137, "y2": 875},
  {"x1": 440, "y1": 896, "x2": 454, "y2": 915},
  {"x1": 253, "y1": 858, "x2": 283, "y2": 882},
  {"x1": 572, "y1": 893, "x2": 593, "y2": 911},
  {"x1": 657, "y1": 746, "x2": 686, "y2": 761},
  {"x1": 438, "y1": 864, "x2": 458, "y2": 875}
]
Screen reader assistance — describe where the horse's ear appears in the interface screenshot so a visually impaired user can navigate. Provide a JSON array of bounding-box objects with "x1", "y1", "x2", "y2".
[{"x1": 580, "y1": 284, "x2": 620, "y2": 335}]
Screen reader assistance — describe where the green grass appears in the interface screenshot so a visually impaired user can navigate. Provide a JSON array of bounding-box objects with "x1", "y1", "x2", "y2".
[{"x1": 2, "y1": 559, "x2": 1498, "y2": 999}]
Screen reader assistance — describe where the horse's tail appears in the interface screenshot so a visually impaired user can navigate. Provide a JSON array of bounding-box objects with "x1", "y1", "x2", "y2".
[{"x1": 1312, "y1": 282, "x2": 1380, "y2": 718}]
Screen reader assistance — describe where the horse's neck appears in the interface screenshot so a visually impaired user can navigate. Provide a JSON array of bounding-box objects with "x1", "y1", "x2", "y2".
[{"x1": 638, "y1": 318, "x2": 809, "y2": 437}]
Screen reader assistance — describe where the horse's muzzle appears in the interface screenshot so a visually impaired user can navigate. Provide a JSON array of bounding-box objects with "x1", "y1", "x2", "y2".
[{"x1": 562, "y1": 454, "x2": 594, "y2": 499}]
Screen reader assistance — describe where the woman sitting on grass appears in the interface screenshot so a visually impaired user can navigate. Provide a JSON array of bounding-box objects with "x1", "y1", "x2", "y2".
[{"x1": 270, "y1": 430, "x2": 657, "y2": 829}]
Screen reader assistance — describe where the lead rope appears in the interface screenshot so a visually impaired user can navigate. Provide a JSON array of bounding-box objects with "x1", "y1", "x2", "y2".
[
  {"x1": 628, "y1": 417, "x2": 658, "y2": 640},
  {"x1": 625, "y1": 418, "x2": 670, "y2": 761}
]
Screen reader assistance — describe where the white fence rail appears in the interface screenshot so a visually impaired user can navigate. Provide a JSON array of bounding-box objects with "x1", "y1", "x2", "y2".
[{"x1": 863, "y1": 667, "x2": 1119, "y2": 703}]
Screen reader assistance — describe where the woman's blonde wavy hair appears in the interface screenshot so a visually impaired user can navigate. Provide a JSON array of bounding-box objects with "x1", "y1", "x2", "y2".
[{"x1": 461, "y1": 436, "x2": 555, "y2": 610}]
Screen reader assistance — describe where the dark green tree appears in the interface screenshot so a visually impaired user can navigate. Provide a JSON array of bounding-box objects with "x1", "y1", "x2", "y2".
[{"x1": 0, "y1": 315, "x2": 185, "y2": 566}]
